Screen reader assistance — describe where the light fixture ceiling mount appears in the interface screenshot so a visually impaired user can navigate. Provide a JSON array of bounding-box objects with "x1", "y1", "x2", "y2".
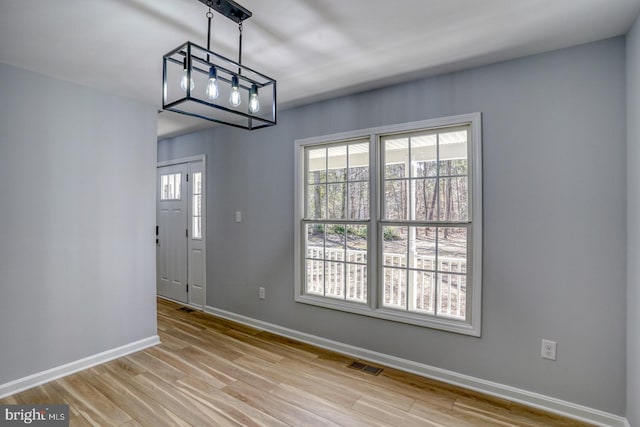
[
  {"x1": 196, "y1": 0, "x2": 251, "y2": 23},
  {"x1": 162, "y1": 0, "x2": 276, "y2": 130}
]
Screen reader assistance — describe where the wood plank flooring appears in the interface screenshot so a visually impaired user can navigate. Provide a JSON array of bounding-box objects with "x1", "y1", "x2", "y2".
[{"x1": 1, "y1": 298, "x2": 593, "y2": 426}]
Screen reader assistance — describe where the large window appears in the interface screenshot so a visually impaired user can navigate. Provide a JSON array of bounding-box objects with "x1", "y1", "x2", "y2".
[{"x1": 294, "y1": 114, "x2": 482, "y2": 335}]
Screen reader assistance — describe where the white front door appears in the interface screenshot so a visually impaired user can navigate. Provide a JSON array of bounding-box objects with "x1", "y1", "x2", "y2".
[{"x1": 157, "y1": 163, "x2": 188, "y2": 303}]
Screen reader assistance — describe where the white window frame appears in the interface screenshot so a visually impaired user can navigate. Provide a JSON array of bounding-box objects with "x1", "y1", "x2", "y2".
[{"x1": 294, "y1": 113, "x2": 482, "y2": 336}]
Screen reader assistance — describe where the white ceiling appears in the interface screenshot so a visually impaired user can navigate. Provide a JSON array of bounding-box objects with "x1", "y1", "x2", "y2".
[{"x1": 1, "y1": 0, "x2": 639, "y2": 139}]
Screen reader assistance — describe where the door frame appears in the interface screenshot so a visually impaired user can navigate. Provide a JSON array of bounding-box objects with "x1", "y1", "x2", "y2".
[{"x1": 157, "y1": 154, "x2": 207, "y2": 310}]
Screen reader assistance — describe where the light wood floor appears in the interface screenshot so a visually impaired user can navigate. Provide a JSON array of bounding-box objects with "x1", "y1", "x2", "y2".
[{"x1": 1, "y1": 298, "x2": 592, "y2": 426}]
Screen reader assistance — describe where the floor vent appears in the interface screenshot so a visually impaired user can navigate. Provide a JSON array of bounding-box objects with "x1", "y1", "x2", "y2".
[
  {"x1": 348, "y1": 361, "x2": 383, "y2": 376},
  {"x1": 178, "y1": 307, "x2": 195, "y2": 313}
]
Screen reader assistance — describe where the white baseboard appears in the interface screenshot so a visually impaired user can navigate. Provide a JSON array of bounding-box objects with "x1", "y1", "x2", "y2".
[
  {"x1": 205, "y1": 305, "x2": 628, "y2": 427},
  {"x1": 0, "y1": 335, "x2": 160, "y2": 399}
]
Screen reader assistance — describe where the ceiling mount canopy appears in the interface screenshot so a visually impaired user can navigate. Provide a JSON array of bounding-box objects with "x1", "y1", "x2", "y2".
[
  {"x1": 196, "y1": 0, "x2": 251, "y2": 23},
  {"x1": 162, "y1": 0, "x2": 276, "y2": 130}
]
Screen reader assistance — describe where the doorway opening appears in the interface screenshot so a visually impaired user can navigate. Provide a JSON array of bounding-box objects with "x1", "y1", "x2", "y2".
[{"x1": 156, "y1": 155, "x2": 206, "y2": 309}]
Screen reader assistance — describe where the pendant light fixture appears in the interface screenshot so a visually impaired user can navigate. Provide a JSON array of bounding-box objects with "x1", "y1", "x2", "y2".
[{"x1": 162, "y1": 0, "x2": 277, "y2": 130}]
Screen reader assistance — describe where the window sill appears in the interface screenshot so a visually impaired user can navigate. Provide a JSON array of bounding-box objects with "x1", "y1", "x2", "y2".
[{"x1": 295, "y1": 293, "x2": 480, "y2": 337}]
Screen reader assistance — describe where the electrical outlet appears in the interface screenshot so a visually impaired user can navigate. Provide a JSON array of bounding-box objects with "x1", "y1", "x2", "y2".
[
  {"x1": 259, "y1": 287, "x2": 265, "y2": 300},
  {"x1": 235, "y1": 211, "x2": 242, "y2": 223},
  {"x1": 541, "y1": 339, "x2": 557, "y2": 360}
]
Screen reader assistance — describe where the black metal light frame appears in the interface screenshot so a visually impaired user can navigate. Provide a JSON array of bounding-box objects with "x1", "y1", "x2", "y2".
[{"x1": 162, "y1": 0, "x2": 277, "y2": 130}]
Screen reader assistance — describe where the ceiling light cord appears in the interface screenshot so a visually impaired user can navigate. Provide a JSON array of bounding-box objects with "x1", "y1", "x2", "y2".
[
  {"x1": 204, "y1": 2, "x2": 219, "y2": 100},
  {"x1": 237, "y1": 21, "x2": 243, "y2": 75},
  {"x1": 206, "y1": 7, "x2": 213, "y2": 60}
]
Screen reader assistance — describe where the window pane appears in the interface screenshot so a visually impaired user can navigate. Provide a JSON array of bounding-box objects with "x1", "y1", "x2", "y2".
[
  {"x1": 192, "y1": 217, "x2": 202, "y2": 239},
  {"x1": 409, "y1": 270, "x2": 435, "y2": 314},
  {"x1": 173, "y1": 174, "x2": 181, "y2": 200},
  {"x1": 306, "y1": 184, "x2": 326, "y2": 219},
  {"x1": 193, "y1": 172, "x2": 202, "y2": 194},
  {"x1": 438, "y1": 227, "x2": 467, "y2": 274},
  {"x1": 385, "y1": 138, "x2": 408, "y2": 179},
  {"x1": 438, "y1": 273, "x2": 466, "y2": 319},
  {"x1": 440, "y1": 159, "x2": 468, "y2": 177},
  {"x1": 327, "y1": 145, "x2": 347, "y2": 182},
  {"x1": 346, "y1": 264, "x2": 367, "y2": 302},
  {"x1": 306, "y1": 223, "x2": 325, "y2": 259},
  {"x1": 384, "y1": 180, "x2": 408, "y2": 220},
  {"x1": 438, "y1": 177, "x2": 468, "y2": 222},
  {"x1": 383, "y1": 267, "x2": 406, "y2": 309},
  {"x1": 193, "y1": 194, "x2": 201, "y2": 216},
  {"x1": 306, "y1": 259, "x2": 324, "y2": 295},
  {"x1": 383, "y1": 226, "x2": 406, "y2": 267},
  {"x1": 168, "y1": 174, "x2": 175, "y2": 199},
  {"x1": 327, "y1": 183, "x2": 345, "y2": 219},
  {"x1": 348, "y1": 182, "x2": 369, "y2": 219},
  {"x1": 414, "y1": 179, "x2": 438, "y2": 221},
  {"x1": 346, "y1": 225, "x2": 367, "y2": 263},
  {"x1": 411, "y1": 134, "x2": 437, "y2": 178},
  {"x1": 438, "y1": 130, "x2": 468, "y2": 176},
  {"x1": 348, "y1": 143, "x2": 369, "y2": 181},
  {"x1": 437, "y1": 223, "x2": 468, "y2": 319},
  {"x1": 160, "y1": 173, "x2": 181, "y2": 200},
  {"x1": 307, "y1": 147, "x2": 326, "y2": 184},
  {"x1": 325, "y1": 262, "x2": 345, "y2": 299},
  {"x1": 161, "y1": 175, "x2": 169, "y2": 200},
  {"x1": 415, "y1": 226, "x2": 437, "y2": 271},
  {"x1": 325, "y1": 224, "x2": 346, "y2": 262},
  {"x1": 308, "y1": 169, "x2": 326, "y2": 184}
]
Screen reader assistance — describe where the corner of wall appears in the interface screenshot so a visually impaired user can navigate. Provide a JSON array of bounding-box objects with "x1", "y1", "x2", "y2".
[{"x1": 626, "y1": 11, "x2": 640, "y2": 427}]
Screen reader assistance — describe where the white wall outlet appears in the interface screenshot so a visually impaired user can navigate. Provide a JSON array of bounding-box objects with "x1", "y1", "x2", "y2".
[
  {"x1": 235, "y1": 211, "x2": 242, "y2": 223},
  {"x1": 541, "y1": 339, "x2": 557, "y2": 360},
  {"x1": 259, "y1": 287, "x2": 265, "y2": 300}
]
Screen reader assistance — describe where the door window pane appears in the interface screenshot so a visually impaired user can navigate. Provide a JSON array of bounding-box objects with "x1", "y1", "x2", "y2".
[
  {"x1": 192, "y1": 172, "x2": 202, "y2": 239},
  {"x1": 160, "y1": 173, "x2": 181, "y2": 200}
]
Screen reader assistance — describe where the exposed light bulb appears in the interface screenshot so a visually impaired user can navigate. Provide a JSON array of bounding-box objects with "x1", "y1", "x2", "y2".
[
  {"x1": 205, "y1": 66, "x2": 219, "y2": 100},
  {"x1": 180, "y1": 59, "x2": 194, "y2": 92},
  {"x1": 248, "y1": 84, "x2": 260, "y2": 114},
  {"x1": 229, "y1": 75, "x2": 241, "y2": 107}
]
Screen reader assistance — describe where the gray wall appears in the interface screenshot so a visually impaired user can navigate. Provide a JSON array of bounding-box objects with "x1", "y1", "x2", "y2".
[
  {"x1": 159, "y1": 37, "x2": 627, "y2": 415},
  {"x1": 627, "y1": 14, "x2": 640, "y2": 427},
  {"x1": 0, "y1": 63, "x2": 158, "y2": 385}
]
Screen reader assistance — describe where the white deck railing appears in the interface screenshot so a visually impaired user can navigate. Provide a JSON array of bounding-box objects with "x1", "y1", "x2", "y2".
[{"x1": 306, "y1": 246, "x2": 466, "y2": 318}]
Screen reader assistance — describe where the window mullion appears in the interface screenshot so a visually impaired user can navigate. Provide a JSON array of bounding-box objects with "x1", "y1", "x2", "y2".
[
  {"x1": 371, "y1": 134, "x2": 378, "y2": 310},
  {"x1": 343, "y1": 143, "x2": 349, "y2": 297},
  {"x1": 434, "y1": 226, "x2": 439, "y2": 316},
  {"x1": 407, "y1": 136, "x2": 413, "y2": 311},
  {"x1": 324, "y1": 147, "x2": 329, "y2": 221},
  {"x1": 345, "y1": 144, "x2": 350, "y2": 220},
  {"x1": 436, "y1": 133, "x2": 440, "y2": 222}
]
